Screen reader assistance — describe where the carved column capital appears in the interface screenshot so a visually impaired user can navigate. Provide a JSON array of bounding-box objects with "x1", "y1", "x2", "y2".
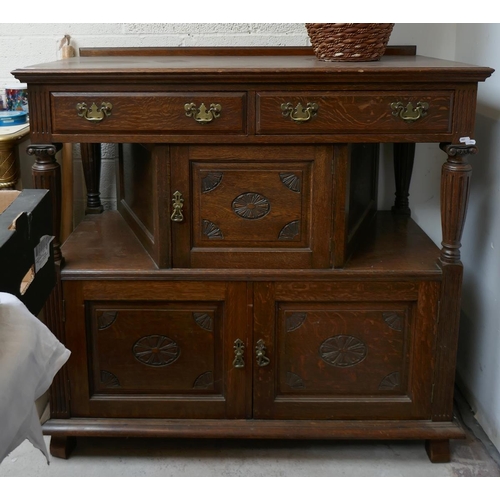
[
  {"x1": 27, "y1": 144, "x2": 58, "y2": 159},
  {"x1": 439, "y1": 142, "x2": 478, "y2": 160}
]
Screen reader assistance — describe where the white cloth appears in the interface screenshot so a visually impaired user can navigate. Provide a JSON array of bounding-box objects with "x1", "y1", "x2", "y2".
[{"x1": 0, "y1": 292, "x2": 70, "y2": 463}]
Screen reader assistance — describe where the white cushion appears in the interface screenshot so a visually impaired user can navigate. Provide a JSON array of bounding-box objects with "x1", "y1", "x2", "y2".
[{"x1": 0, "y1": 292, "x2": 70, "y2": 463}]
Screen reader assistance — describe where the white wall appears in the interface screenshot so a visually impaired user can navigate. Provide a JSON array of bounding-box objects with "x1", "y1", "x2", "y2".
[
  {"x1": 452, "y1": 24, "x2": 500, "y2": 452},
  {"x1": 0, "y1": 23, "x2": 309, "y2": 221},
  {"x1": 1, "y1": 23, "x2": 499, "y2": 450}
]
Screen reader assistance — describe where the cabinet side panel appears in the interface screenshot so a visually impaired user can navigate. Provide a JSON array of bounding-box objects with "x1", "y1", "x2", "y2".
[
  {"x1": 346, "y1": 143, "x2": 379, "y2": 257},
  {"x1": 117, "y1": 144, "x2": 170, "y2": 268},
  {"x1": 117, "y1": 144, "x2": 155, "y2": 258}
]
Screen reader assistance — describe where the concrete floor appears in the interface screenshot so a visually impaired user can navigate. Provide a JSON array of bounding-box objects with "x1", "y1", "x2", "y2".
[{"x1": 1, "y1": 394, "x2": 499, "y2": 477}]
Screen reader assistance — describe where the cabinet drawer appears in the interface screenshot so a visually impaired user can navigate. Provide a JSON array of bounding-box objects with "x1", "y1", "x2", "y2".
[
  {"x1": 256, "y1": 91, "x2": 452, "y2": 134},
  {"x1": 51, "y1": 92, "x2": 246, "y2": 134}
]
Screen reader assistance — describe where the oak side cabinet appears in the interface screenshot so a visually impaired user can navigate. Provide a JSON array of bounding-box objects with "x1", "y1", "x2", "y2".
[{"x1": 12, "y1": 46, "x2": 494, "y2": 462}]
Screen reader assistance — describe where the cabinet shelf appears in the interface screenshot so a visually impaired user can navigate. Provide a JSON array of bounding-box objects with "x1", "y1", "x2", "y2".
[{"x1": 61, "y1": 209, "x2": 441, "y2": 280}]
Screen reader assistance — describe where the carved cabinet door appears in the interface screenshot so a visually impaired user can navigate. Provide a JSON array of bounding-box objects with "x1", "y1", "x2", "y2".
[
  {"x1": 253, "y1": 281, "x2": 439, "y2": 420},
  {"x1": 170, "y1": 144, "x2": 334, "y2": 269},
  {"x1": 63, "y1": 280, "x2": 249, "y2": 419}
]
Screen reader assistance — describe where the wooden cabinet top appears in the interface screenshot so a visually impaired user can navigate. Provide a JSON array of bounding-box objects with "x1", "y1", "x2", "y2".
[
  {"x1": 12, "y1": 51, "x2": 493, "y2": 85},
  {"x1": 12, "y1": 48, "x2": 494, "y2": 145}
]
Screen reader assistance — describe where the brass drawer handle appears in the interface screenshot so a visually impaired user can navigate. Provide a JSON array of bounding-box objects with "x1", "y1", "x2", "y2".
[
  {"x1": 184, "y1": 102, "x2": 222, "y2": 124},
  {"x1": 281, "y1": 102, "x2": 318, "y2": 123},
  {"x1": 76, "y1": 102, "x2": 113, "y2": 122},
  {"x1": 170, "y1": 191, "x2": 184, "y2": 222},
  {"x1": 233, "y1": 339, "x2": 245, "y2": 368},
  {"x1": 391, "y1": 101, "x2": 429, "y2": 122},
  {"x1": 255, "y1": 339, "x2": 270, "y2": 367}
]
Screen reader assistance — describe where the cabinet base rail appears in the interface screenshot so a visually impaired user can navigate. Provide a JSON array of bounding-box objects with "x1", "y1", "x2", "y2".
[
  {"x1": 43, "y1": 418, "x2": 465, "y2": 462},
  {"x1": 43, "y1": 417, "x2": 464, "y2": 440}
]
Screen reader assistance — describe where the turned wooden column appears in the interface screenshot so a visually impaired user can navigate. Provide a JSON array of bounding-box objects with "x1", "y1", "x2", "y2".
[
  {"x1": 392, "y1": 142, "x2": 416, "y2": 216},
  {"x1": 439, "y1": 143, "x2": 476, "y2": 265},
  {"x1": 27, "y1": 143, "x2": 71, "y2": 426},
  {"x1": 80, "y1": 143, "x2": 103, "y2": 214},
  {"x1": 426, "y1": 142, "x2": 477, "y2": 463},
  {"x1": 27, "y1": 144, "x2": 63, "y2": 263}
]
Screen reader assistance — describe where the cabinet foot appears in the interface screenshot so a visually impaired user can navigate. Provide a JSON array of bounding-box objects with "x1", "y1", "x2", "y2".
[
  {"x1": 425, "y1": 439, "x2": 450, "y2": 463},
  {"x1": 50, "y1": 436, "x2": 77, "y2": 459}
]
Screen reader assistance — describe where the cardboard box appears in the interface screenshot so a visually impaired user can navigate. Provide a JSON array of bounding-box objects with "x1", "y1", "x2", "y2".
[{"x1": 0, "y1": 190, "x2": 55, "y2": 315}]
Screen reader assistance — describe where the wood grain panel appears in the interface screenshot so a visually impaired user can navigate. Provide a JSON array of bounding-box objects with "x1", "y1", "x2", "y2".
[
  {"x1": 192, "y1": 162, "x2": 309, "y2": 247},
  {"x1": 64, "y1": 280, "x2": 248, "y2": 419},
  {"x1": 51, "y1": 92, "x2": 246, "y2": 134},
  {"x1": 277, "y1": 303, "x2": 410, "y2": 395},
  {"x1": 88, "y1": 302, "x2": 222, "y2": 395},
  {"x1": 257, "y1": 91, "x2": 452, "y2": 134},
  {"x1": 253, "y1": 280, "x2": 437, "y2": 420},
  {"x1": 171, "y1": 144, "x2": 334, "y2": 269}
]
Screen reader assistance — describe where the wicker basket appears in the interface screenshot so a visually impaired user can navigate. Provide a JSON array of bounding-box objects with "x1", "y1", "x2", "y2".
[{"x1": 306, "y1": 23, "x2": 395, "y2": 62}]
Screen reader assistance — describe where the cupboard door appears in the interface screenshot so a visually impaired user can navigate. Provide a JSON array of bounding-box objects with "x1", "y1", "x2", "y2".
[
  {"x1": 253, "y1": 281, "x2": 439, "y2": 420},
  {"x1": 171, "y1": 144, "x2": 334, "y2": 269},
  {"x1": 63, "y1": 281, "x2": 249, "y2": 419}
]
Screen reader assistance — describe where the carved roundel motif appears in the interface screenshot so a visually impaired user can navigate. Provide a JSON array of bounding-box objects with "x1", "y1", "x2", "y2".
[
  {"x1": 232, "y1": 192, "x2": 270, "y2": 220},
  {"x1": 132, "y1": 335, "x2": 180, "y2": 367},
  {"x1": 319, "y1": 335, "x2": 367, "y2": 367}
]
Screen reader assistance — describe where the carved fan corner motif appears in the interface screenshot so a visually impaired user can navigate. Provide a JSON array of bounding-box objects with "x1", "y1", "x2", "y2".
[
  {"x1": 193, "y1": 371, "x2": 214, "y2": 389},
  {"x1": 97, "y1": 311, "x2": 118, "y2": 330},
  {"x1": 383, "y1": 312, "x2": 404, "y2": 331},
  {"x1": 286, "y1": 312, "x2": 307, "y2": 332},
  {"x1": 278, "y1": 220, "x2": 300, "y2": 240},
  {"x1": 202, "y1": 219, "x2": 224, "y2": 239},
  {"x1": 193, "y1": 312, "x2": 214, "y2": 331},
  {"x1": 279, "y1": 173, "x2": 301, "y2": 193},
  {"x1": 286, "y1": 371, "x2": 305, "y2": 389},
  {"x1": 100, "y1": 370, "x2": 120, "y2": 388},
  {"x1": 379, "y1": 372, "x2": 401, "y2": 391},
  {"x1": 201, "y1": 172, "x2": 223, "y2": 193}
]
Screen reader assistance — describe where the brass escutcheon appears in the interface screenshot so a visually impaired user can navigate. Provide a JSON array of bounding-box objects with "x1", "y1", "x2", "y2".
[
  {"x1": 255, "y1": 339, "x2": 270, "y2": 367},
  {"x1": 390, "y1": 101, "x2": 429, "y2": 122},
  {"x1": 76, "y1": 102, "x2": 113, "y2": 122},
  {"x1": 170, "y1": 191, "x2": 184, "y2": 222},
  {"x1": 184, "y1": 102, "x2": 222, "y2": 124},
  {"x1": 281, "y1": 102, "x2": 319, "y2": 123},
  {"x1": 233, "y1": 339, "x2": 245, "y2": 368}
]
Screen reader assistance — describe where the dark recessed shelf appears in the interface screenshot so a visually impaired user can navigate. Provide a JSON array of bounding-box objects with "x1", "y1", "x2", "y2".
[{"x1": 61, "y1": 210, "x2": 441, "y2": 280}]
